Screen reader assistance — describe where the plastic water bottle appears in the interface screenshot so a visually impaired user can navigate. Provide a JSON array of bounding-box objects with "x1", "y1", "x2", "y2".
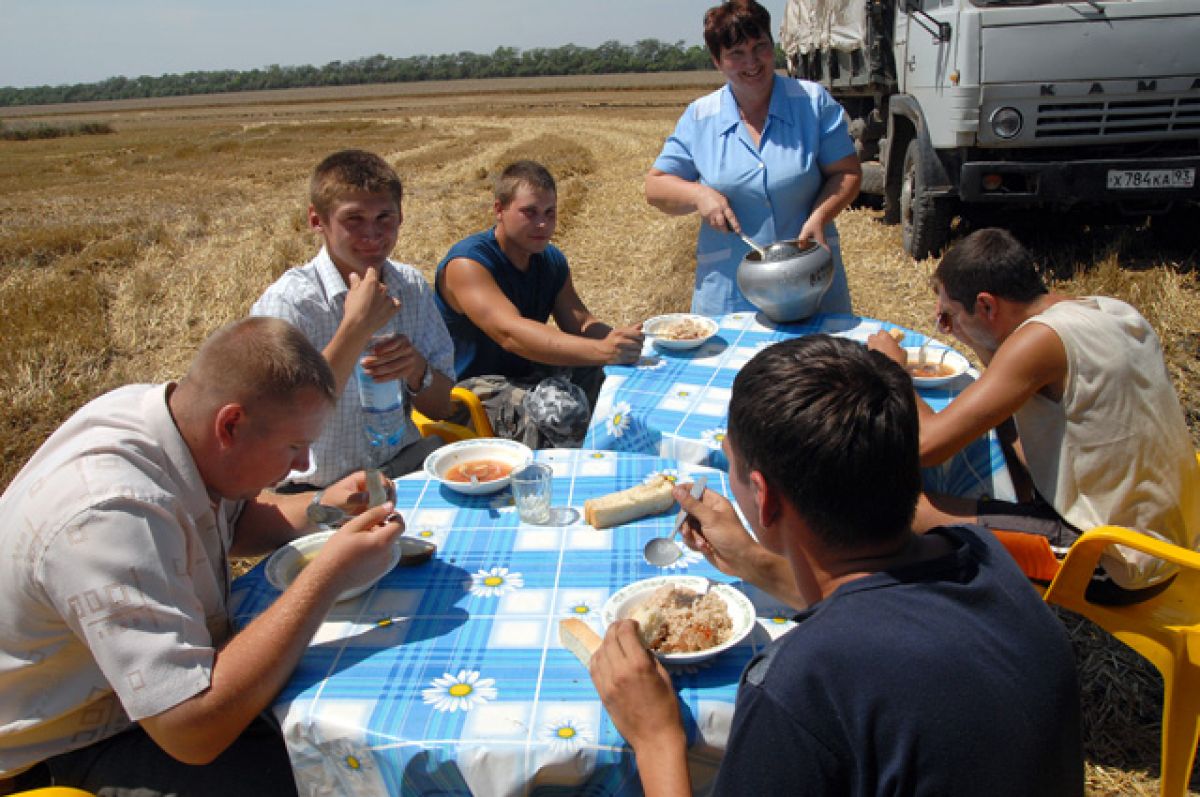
[{"x1": 356, "y1": 337, "x2": 404, "y2": 448}]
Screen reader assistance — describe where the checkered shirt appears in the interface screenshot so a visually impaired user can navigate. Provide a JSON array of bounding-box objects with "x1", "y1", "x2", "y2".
[{"x1": 250, "y1": 247, "x2": 454, "y2": 487}]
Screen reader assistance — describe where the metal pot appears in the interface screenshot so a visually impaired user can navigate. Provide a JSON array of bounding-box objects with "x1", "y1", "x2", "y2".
[{"x1": 735, "y1": 239, "x2": 834, "y2": 323}]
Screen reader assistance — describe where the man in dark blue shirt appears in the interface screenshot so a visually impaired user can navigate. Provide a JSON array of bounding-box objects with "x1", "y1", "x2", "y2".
[
  {"x1": 590, "y1": 335, "x2": 1084, "y2": 797},
  {"x1": 434, "y1": 161, "x2": 643, "y2": 446}
]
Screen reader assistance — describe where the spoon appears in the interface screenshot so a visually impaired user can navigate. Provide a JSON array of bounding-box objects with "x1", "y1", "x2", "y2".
[
  {"x1": 738, "y1": 232, "x2": 769, "y2": 259},
  {"x1": 643, "y1": 476, "x2": 708, "y2": 567},
  {"x1": 725, "y1": 221, "x2": 768, "y2": 259}
]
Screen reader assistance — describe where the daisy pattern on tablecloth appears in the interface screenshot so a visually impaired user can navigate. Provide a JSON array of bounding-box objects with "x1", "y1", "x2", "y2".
[
  {"x1": 471, "y1": 566, "x2": 524, "y2": 597},
  {"x1": 605, "y1": 401, "x2": 632, "y2": 438},
  {"x1": 644, "y1": 468, "x2": 680, "y2": 485},
  {"x1": 422, "y1": 669, "x2": 498, "y2": 713},
  {"x1": 545, "y1": 718, "x2": 591, "y2": 752},
  {"x1": 700, "y1": 428, "x2": 727, "y2": 449},
  {"x1": 564, "y1": 600, "x2": 595, "y2": 618},
  {"x1": 328, "y1": 738, "x2": 376, "y2": 777}
]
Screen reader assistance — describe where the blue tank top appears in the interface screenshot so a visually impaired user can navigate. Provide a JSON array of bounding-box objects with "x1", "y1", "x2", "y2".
[{"x1": 435, "y1": 228, "x2": 570, "y2": 380}]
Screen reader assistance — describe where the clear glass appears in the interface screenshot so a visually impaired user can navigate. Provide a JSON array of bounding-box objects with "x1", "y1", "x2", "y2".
[{"x1": 511, "y1": 463, "x2": 553, "y2": 524}]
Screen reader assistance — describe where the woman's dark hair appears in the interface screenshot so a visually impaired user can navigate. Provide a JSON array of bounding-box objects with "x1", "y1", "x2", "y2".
[
  {"x1": 934, "y1": 227, "x2": 1048, "y2": 310},
  {"x1": 703, "y1": 0, "x2": 773, "y2": 60},
  {"x1": 728, "y1": 335, "x2": 920, "y2": 550}
]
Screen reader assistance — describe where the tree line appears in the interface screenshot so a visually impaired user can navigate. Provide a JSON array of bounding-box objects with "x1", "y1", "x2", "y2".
[{"x1": 0, "y1": 39, "x2": 783, "y2": 108}]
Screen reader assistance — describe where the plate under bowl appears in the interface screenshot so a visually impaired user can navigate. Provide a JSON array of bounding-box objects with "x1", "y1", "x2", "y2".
[
  {"x1": 601, "y1": 575, "x2": 755, "y2": 664},
  {"x1": 902, "y1": 346, "x2": 970, "y2": 388},
  {"x1": 423, "y1": 438, "x2": 534, "y2": 495},
  {"x1": 644, "y1": 314, "x2": 719, "y2": 352},
  {"x1": 264, "y1": 530, "x2": 401, "y2": 602}
]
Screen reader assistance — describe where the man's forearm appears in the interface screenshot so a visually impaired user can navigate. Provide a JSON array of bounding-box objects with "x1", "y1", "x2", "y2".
[
  {"x1": 494, "y1": 319, "x2": 608, "y2": 367},
  {"x1": 634, "y1": 736, "x2": 693, "y2": 797},
  {"x1": 140, "y1": 562, "x2": 341, "y2": 764}
]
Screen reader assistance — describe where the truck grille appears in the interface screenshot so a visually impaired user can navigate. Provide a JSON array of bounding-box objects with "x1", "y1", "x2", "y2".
[{"x1": 1036, "y1": 97, "x2": 1200, "y2": 139}]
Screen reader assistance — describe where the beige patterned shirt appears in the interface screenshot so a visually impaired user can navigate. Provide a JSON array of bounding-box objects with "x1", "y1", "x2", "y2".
[{"x1": 0, "y1": 383, "x2": 240, "y2": 775}]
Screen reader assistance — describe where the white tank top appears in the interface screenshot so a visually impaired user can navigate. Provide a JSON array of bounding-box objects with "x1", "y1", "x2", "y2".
[{"x1": 1015, "y1": 297, "x2": 1200, "y2": 589}]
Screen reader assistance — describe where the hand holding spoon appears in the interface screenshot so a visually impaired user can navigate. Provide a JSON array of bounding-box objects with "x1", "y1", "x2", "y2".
[{"x1": 643, "y1": 476, "x2": 708, "y2": 567}]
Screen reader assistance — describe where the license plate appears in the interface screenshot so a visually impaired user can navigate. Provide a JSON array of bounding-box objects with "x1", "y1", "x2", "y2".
[{"x1": 1107, "y1": 168, "x2": 1195, "y2": 190}]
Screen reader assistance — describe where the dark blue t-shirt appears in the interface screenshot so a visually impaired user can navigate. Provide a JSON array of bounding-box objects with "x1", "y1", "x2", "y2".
[
  {"x1": 434, "y1": 228, "x2": 570, "y2": 380},
  {"x1": 712, "y1": 525, "x2": 1083, "y2": 797}
]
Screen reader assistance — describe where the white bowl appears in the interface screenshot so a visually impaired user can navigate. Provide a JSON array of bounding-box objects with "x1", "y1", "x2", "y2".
[
  {"x1": 902, "y1": 346, "x2": 970, "y2": 388},
  {"x1": 423, "y1": 438, "x2": 534, "y2": 495},
  {"x1": 264, "y1": 530, "x2": 400, "y2": 602},
  {"x1": 644, "y1": 314, "x2": 719, "y2": 351},
  {"x1": 601, "y1": 575, "x2": 756, "y2": 665}
]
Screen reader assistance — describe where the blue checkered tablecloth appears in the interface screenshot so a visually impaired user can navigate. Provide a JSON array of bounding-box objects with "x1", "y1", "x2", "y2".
[
  {"x1": 233, "y1": 450, "x2": 796, "y2": 797},
  {"x1": 584, "y1": 312, "x2": 1015, "y2": 502}
]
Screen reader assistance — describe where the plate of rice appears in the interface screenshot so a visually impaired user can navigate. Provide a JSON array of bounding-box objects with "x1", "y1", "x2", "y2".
[{"x1": 602, "y1": 575, "x2": 756, "y2": 664}]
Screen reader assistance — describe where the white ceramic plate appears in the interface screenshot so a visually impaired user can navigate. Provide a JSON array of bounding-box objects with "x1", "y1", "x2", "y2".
[
  {"x1": 423, "y1": 438, "x2": 533, "y2": 495},
  {"x1": 264, "y1": 530, "x2": 401, "y2": 602},
  {"x1": 903, "y1": 346, "x2": 970, "y2": 388},
  {"x1": 644, "y1": 314, "x2": 719, "y2": 351},
  {"x1": 601, "y1": 575, "x2": 756, "y2": 664}
]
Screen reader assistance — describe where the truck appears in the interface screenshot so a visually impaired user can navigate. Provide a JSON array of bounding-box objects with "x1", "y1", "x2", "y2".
[{"x1": 780, "y1": 0, "x2": 1200, "y2": 259}]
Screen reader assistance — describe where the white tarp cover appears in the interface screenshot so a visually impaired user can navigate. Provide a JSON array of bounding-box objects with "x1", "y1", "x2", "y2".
[{"x1": 780, "y1": 0, "x2": 868, "y2": 56}]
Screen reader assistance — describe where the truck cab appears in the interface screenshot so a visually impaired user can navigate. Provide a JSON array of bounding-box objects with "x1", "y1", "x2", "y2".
[{"x1": 782, "y1": 0, "x2": 1200, "y2": 258}]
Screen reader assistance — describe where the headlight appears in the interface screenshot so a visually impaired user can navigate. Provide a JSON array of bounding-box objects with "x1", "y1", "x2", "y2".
[{"x1": 990, "y1": 107, "x2": 1023, "y2": 140}]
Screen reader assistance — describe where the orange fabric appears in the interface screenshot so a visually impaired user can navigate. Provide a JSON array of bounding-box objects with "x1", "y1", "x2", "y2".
[{"x1": 993, "y1": 529, "x2": 1061, "y2": 585}]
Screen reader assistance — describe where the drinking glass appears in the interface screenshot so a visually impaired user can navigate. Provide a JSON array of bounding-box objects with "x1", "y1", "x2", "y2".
[{"x1": 511, "y1": 463, "x2": 553, "y2": 524}]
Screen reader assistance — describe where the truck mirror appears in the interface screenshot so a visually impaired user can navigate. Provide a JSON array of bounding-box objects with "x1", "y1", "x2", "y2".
[{"x1": 904, "y1": 1, "x2": 952, "y2": 44}]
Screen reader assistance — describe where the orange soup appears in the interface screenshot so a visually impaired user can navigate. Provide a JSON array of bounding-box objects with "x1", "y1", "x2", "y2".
[
  {"x1": 444, "y1": 459, "x2": 513, "y2": 483},
  {"x1": 906, "y1": 362, "x2": 957, "y2": 379}
]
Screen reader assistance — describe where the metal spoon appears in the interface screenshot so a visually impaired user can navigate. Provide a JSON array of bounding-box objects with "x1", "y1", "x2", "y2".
[
  {"x1": 643, "y1": 476, "x2": 708, "y2": 567},
  {"x1": 738, "y1": 232, "x2": 769, "y2": 259}
]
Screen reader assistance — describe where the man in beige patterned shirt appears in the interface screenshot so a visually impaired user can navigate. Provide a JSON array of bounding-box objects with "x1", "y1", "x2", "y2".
[{"x1": 0, "y1": 317, "x2": 404, "y2": 796}]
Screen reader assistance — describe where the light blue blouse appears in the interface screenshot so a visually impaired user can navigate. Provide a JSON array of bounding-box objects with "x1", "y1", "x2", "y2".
[{"x1": 653, "y1": 74, "x2": 856, "y2": 317}]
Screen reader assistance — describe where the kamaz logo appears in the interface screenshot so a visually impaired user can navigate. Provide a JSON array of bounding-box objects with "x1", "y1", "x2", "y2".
[{"x1": 1042, "y1": 79, "x2": 1189, "y2": 96}]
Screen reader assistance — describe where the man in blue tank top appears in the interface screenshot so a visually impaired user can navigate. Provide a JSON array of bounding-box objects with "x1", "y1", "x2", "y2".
[{"x1": 435, "y1": 161, "x2": 644, "y2": 447}]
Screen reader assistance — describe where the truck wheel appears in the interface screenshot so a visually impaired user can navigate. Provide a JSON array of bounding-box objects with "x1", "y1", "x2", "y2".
[{"x1": 900, "y1": 139, "x2": 951, "y2": 260}]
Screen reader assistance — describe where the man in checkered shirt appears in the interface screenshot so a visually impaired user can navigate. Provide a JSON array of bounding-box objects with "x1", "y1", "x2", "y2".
[{"x1": 252, "y1": 150, "x2": 455, "y2": 489}]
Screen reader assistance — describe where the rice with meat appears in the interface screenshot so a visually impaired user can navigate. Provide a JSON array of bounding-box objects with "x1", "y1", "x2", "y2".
[{"x1": 628, "y1": 584, "x2": 732, "y2": 653}]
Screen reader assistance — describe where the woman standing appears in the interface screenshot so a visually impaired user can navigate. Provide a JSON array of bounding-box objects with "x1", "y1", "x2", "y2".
[{"x1": 646, "y1": 0, "x2": 861, "y2": 317}]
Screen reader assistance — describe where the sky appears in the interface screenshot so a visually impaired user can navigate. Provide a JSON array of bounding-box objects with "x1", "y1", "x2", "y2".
[{"x1": 1, "y1": 0, "x2": 789, "y2": 90}]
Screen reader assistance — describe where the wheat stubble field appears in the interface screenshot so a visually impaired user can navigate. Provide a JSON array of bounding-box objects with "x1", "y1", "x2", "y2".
[{"x1": 2, "y1": 72, "x2": 1198, "y2": 795}]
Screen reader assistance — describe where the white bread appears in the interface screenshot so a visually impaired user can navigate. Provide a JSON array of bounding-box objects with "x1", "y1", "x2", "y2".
[
  {"x1": 886, "y1": 327, "x2": 906, "y2": 343},
  {"x1": 583, "y1": 475, "x2": 676, "y2": 529},
  {"x1": 559, "y1": 618, "x2": 602, "y2": 666}
]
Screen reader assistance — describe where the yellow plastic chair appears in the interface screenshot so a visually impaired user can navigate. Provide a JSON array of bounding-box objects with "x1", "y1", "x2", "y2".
[
  {"x1": 411, "y1": 386, "x2": 495, "y2": 443},
  {"x1": 12, "y1": 788, "x2": 97, "y2": 796},
  {"x1": 1044, "y1": 525, "x2": 1200, "y2": 796}
]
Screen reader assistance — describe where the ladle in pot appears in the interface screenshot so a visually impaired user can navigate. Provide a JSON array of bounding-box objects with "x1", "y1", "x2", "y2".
[{"x1": 725, "y1": 222, "x2": 768, "y2": 259}]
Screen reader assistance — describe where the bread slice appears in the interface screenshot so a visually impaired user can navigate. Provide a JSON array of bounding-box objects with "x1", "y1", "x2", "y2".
[
  {"x1": 559, "y1": 618, "x2": 602, "y2": 666},
  {"x1": 886, "y1": 327, "x2": 906, "y2": 343},
  {"x1": 583, "y1": 475, "x2": 676, "y2": 529}
]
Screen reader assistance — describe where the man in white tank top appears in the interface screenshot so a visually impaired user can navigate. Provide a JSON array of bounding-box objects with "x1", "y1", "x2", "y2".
[{"x1": 869, "y1": 228, "x2": 1199, "y2": 602}]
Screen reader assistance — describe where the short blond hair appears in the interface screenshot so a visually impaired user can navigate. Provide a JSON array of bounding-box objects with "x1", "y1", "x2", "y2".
[
  {"x1": 494, "y1": 160, "x2": 556, "y2": 208},
  {"x1": 186, "y1": 317, "x2": 336, "y2": 412},
  {"x1": 309, "y1": 149, "x2": 403, "y2": 219}
]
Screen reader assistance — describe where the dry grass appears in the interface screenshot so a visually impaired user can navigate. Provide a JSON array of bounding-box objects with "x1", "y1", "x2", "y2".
[{"x1": 2, "y1": 74, "x2": 1198, "y2": 793}]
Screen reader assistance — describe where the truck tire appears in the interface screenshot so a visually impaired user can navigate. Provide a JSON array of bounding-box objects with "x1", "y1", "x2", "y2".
[{"x1": 900, "y1": 139, "x2": 951, "y2": 260}]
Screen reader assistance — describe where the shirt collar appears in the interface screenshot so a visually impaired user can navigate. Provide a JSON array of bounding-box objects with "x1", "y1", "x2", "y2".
[
  {"x1": 145, "y1": 382, "x2": 224, "y2": 520},
  {"x1": 717, "y1": 74, "x2": 794, "y2": 136},
  {"x1": 314, "y1": 246, "x2": 350, "y2": 299}
]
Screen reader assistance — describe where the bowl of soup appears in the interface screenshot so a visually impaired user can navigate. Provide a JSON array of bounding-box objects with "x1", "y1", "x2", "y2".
[
  {"x1": 902, "y1": 346, "x2": 970, "y2": 388},
  {"x1": 264, "y1": 530, "x2": 401, "y2": 602},
  {"x1": 423, "y1": 438, "x2": 534, "y2": 495}
]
